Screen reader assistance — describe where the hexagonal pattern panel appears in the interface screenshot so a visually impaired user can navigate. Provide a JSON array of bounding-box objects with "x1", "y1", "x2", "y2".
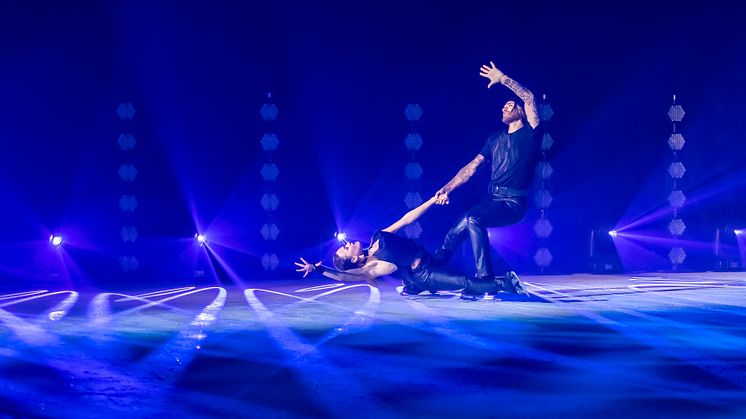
[
  {"x1": 117, "y1": 134, "x2": 136, "y2": 151},
  {"x1": 535, "y1": 190, "x2": 553, "y2": 209},
  {"x1": 120, "y1": 225, "x2": 138, "y2": 243},
  {"x1": 260, "y1": 103, "x2": 279, "y2": 121},
  {"x1": 405, "y1": 134, "x2": 423, "y2": 151},
  {"x1": 117, "y1": 103, "x2": 135, "y2": 120},
  {"x1": 669, "y1": 247, "x2": 686, "y2": 265},
  {"x1": 536, "y1": 161, "x2": 553, "y2": 180},
  {"x1": 533, "y1": 218, "x2": 553, "y2": 238},
  {"x1": 404, "y1": 222, "x2": 422, "y2": 239},
  {"x1": 404, "y1": 192, "x2": 423, "y2": 209},
  {"x1": 119, "y1": 256, "x2": 139, "y2": 272},
  {"x1": 260, "y1": 223, "x2": 280, "y2": 241},
  {"x1": 260, "y1": 163, "x2": 279, "y2": 181},
  {"x1": 262, "y1": 253, "x2": 279, "y2": 271},
  {"x1": 668, "y1": 162, "x2": 686, "y2": 179},
  {"x1": 668, "y1": 218, "x2": 686, "y2": 236},
  {"x1": 260, "y1": 134, "x2": 279, "y2": 151},
  {"x1": 668, "y1": 105, "x2": 685, "y2": 122},
  {"x1": 405, "y1": 162, "x2": 423, "y2": 180},
  {"x1": 668, "y1": 190, "x2": 686, "y2": 209},
  {"x1": 539, "y1": 102, "x2": 554, "y2": 122},
  {"x1": 541, "y1": 133, "x2": 554, "y2": 151},
  {"x1": 404, "y1": 104, "x2": 423, "y2": 121},
  {"x1": 119, "y1": 195, "x2": 138, "y2": 213},
  {"x1": 534, "y1": 247, "x2": 553, "y2": 267},
  {"x1": 261, "y1": 193, "x2": 279, "y2": 211},
  {"x1": 118, "y1": 164, "x2": 138, "y2": 182},
  {"x1": 668, "y1": 133, "x2": 685, "y2": 151}
]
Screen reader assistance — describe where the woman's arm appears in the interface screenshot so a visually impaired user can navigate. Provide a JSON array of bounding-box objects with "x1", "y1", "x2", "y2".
[
  {"x1": 295, "y1": 258, "x2": 397, "y2": 282},
  {"x1": 382, "y1": 195, "x2": 437, "y2": 234}
]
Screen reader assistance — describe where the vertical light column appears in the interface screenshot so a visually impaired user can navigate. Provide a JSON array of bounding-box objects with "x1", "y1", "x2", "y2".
[
  {"x1": 533, "y1": 94, "x2": 554, "y2": 271},
  {"x1": 116, "y1": 103, "x2": 139, "y2": 274},
  {"x1": 667, "y1": 95, "x2": 686, "y2": 269},
  {"x1": 259, "y1": 93, "x2": 280, "y2": 272},
  {"x1": 403, "y1": 104, "x2": 424, "y2": 239}
]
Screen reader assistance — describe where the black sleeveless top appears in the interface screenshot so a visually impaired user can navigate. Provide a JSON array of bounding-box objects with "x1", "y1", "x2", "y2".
[{"x1": 369, "y1": 230, "x2": 422, "y2": 272}]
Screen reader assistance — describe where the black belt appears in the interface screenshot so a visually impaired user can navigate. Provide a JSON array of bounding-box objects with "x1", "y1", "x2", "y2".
[{"x1": 489, "y1": 184, "x2": 527, "y2": 197}]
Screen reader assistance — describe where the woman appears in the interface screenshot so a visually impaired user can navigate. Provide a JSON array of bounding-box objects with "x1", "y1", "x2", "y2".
[{"x1": 295, "y1": 194, "x2": 526, "y2": 299}]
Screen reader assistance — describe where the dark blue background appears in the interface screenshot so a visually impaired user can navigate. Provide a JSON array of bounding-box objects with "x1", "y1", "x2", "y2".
[{"x1": 1, "y1": 1, "x2": 744, "y2": 286}]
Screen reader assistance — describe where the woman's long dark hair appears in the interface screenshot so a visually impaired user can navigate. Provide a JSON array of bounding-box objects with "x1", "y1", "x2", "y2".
[{"x1": 333, "y1": 251, "x2": 363, "y2": 271}]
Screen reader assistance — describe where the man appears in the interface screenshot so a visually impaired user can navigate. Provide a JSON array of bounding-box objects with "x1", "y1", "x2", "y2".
[
  {"x1": 295, "y1": 194, "x2": 516, "y2": 299},
  {"x1": 432, "y1": 62, "x2": 542, "y2": 296}
]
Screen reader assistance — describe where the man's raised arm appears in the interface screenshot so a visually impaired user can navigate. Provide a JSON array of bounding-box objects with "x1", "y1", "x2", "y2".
[{"x1": 480, "y1": 62, "x2": 540, "y2": 129}]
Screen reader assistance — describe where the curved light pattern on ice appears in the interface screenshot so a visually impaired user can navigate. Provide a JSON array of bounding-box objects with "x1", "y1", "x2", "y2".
[
  {"x1": 0, "y1": 291, "x2": 79, "y2": 322},
  {"x1": 89, "y1": 287, "x2": 224, "y2": 324},
  {"x1": 0, "y1": 290, "x2": 49, "y2": 301},
  {"x1": 243, "y1": 284, "x2": 383, "y2": 415},
  {"x1": 245, "y1": 284, "x2": 381, "y2": 346},
  {"x1": 295, "y1": 283, "x2": 346, "y2": 293},
  {"x1": 114, "y1": 287, "x2": 196, "y2": 302}
]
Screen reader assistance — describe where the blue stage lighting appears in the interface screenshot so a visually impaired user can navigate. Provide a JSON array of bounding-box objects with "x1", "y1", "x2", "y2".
[
  {"x1": 195, "y1": 234, "x2": 207, "y2": 246},
  {"x1": 49, "y1": 235, "x2": 63, "y2": 246},
  {"x1": 608, "y1": 230, "x2": 618, "y2": 238}
]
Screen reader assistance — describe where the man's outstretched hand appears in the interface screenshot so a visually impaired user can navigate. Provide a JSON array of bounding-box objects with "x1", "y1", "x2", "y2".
[
  {"x1": 479, "y1": 61, "x2": 505, "y2": 89},
  {"x1": 294, "y1": 257, "x2": 321, "y2": 277},
  {"x1": 434, "y1": 189, "x2": 450, "y2": 205}
]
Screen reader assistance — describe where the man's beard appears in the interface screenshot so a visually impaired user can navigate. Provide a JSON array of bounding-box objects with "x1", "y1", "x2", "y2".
[{"x1": 502, "y1": 111, "x2": 521, "y2": 124}]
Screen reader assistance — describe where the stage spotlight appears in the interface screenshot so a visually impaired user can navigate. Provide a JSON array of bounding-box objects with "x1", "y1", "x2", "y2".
[
  {"x1": 608, "y1": 230, "x2": 618, "y2": 238},
  {"x1": 735, "y1": 229, "x2": 744, "y2": 236},
  {"x1": 195, "y1": 233, "x2": 207, "y2": 246},
  {"x1": 334, "y1": 232, "x2": 349, "y2": 244},
  {"x1": 589, "y1": 229, "x2": 622, "y2": 273},
  {"x1": 49, "y1": 235, "x2": 63, "y2": 247}
]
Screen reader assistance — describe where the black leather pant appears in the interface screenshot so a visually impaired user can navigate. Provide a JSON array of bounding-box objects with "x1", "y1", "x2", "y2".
[
  {"x1": 434, "y1": 195, "x2": 526, "y2": 278},
  {"x1": 404, "y1": 252, "x2": 500, "y2": 294}
]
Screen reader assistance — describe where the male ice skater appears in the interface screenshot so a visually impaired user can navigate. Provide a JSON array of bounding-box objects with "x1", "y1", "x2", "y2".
[
  {"x1": 432, "y1": 62, "x2": 541, "y2": 295},
  {"x1": 295, "y1": 194, "x2": 523, "y2": 299}
]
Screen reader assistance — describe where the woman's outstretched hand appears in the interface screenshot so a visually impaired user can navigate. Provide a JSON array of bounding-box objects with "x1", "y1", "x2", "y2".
[{"x1": 294, "y1": 257, "x2": 321, "y2": 277}]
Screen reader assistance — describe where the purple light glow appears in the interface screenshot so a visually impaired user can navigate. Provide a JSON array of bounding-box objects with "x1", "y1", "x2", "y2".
[
  {"x1": 612, "y1": 235, "x2": 670, "y2": 272},
  {"x1": 487, "y1": 224, "x2": 537, "y2": 267},
  {"x1": 608, "y1": 230, "x2": 714, "y2": 251}
]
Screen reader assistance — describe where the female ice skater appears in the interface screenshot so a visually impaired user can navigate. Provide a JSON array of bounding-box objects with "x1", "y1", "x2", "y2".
[{"x1": 295, "y1": 194, "x2": 526, "y2": 299}]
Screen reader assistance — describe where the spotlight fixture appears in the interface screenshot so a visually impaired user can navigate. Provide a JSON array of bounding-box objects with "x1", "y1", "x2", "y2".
[
  {"x1": 49, "y1": 235, "x2": 63, "y2": 247},
  {"x1": 195, "y1": 233, "x2": 207, "y2": 246},
  {"x1": 735, "y1": 229, "x2": 744, "y2": 236},
  {"x1": 334, "y1": 232, "x2": 349, "y2": 244},
  {"x1": 608, "y1": 230, "x2": 618, "y2": 238}
]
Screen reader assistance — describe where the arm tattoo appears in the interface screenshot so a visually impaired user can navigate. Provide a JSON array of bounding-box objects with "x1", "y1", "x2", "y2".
[
  {"x1": 502, "y1": 76, "x2": 540, "y2": 128},
  {"x1": 442, "y1": 156, "x2": 484, "y2": 194}
]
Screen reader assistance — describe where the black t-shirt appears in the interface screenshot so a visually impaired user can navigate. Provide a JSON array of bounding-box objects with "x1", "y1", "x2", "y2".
[
  {"x1": 479, "y1": 122, "x2": 542, "y2": 191},
  {"x1": 369, "y1": 230, "x2": 422, "y2": 273}
]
